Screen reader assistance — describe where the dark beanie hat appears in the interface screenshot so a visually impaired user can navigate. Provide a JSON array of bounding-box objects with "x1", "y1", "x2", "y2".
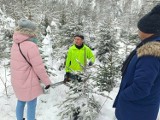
[
  {"x1": 74, "y1": 34, "x2": 84, "y2": 40},
  {"x1": 137, "y1": 4, "x2": 160, "y2": 34}
]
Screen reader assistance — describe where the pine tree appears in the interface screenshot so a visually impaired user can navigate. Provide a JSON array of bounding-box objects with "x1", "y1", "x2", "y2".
[
  {"x1": 0, "y1": 9, "x2": 14, "y2": 97},
  {"x1": 0, "y1": 8, "x2": 14, "y2": 64},
  {"x1": 38, "y1": 24, "x2": 56, "y2": 77},
  {"x1": 97, "y1": 20, "x2": 117, "y2": 63},
  {"x1": 96, "y1": 63, "x2": 119, "y2": 92},
  {"x1": 57, "y1": 65, "x2": 102, "y2": 120},
  {"x1": 96, "y1": 20, "x2": 121, "y2": 92}
]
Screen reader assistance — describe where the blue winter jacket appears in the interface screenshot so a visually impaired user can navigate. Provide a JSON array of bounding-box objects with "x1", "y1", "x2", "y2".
[{"x1": 113, "y1": 36, "x2": 160, "y2": 120}]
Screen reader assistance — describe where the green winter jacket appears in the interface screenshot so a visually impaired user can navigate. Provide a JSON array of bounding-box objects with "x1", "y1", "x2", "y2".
[{"x1": 65, "y1": 44, "x2": 95, "y2": 72}]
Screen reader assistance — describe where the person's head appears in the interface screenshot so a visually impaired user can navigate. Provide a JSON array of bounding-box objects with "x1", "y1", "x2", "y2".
[
  {"x1": 138, "y1": 30, "x2": 154, "y2": 40},
  {"x1": 137, "y1": 4, "x2": 160, "y2": 40},
  {"x1": 15, "y1": 18, "x2": 37, "y2": 36},
  {"x1": 74, "y1": 34, "x2": 84, "y2": 46}
]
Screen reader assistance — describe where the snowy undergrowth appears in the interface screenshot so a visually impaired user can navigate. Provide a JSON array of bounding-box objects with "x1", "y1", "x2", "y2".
[
  {"x1": 3, "y1": 63, "x2": 159, "y2": 120},
  {"x1": 0, "y1": 65, "x2": 118, "y2": 120}
]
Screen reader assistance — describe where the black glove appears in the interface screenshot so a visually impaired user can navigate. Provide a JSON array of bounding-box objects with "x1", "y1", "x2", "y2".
[
  {"x1": 88, "y1": 61, "x2": 93, "y2": 66},
  {"x1": 45, "y1": 85, "x2": 50, "y2": 89},
  {"x1": 63, "y1": 72, "x2": 71, "y2": 83}
]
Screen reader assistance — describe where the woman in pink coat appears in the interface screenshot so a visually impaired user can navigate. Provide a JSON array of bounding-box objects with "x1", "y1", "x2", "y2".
[{"x1": 10, "y1": 18, "x2": 52, "y2": 120}]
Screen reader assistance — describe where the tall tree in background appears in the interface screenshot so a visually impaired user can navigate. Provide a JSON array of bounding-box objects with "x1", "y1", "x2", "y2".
[
  {"x1": 0, "y1": 8, "x2": 14, "y2": 62},
  {"x1": 96, "y1": 20, "x2": 121, "y2": 92}
]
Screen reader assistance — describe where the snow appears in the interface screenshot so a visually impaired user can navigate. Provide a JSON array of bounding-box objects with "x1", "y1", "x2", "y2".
[
  {"x1": 1, "y1": 34, "x2": 159, "y2": 120},
  {"x1": 1, "y1": 58, "x2": 160, "y2": 120},
  {"x1": 0, "y1": 1, "x2": 160, "y2": 119},
  {"x1": 0, "y1": 62, "x2": 119, "y2": 120},
  {"x1": 1, "y1": 35, "x2": 160, "y2": 120}
]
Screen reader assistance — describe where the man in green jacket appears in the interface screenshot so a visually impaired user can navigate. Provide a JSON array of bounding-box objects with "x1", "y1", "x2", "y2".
[{"x1": 64, "y1": 34, "x2": 95, "y2": 83}]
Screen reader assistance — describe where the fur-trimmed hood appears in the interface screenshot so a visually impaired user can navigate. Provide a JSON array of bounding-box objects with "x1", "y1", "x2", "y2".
[
  {"x1": 13, "y1": 27, "x2": 37, "y2": 43},
  {"x1": 137, "y1": 41, "x2": 160, "y2": 57},
  {"x1": 15, "y1": 27, "x2": 37, "y2": 36},
  {"x1": 13, "y1": 32, "x2": 31, "y2": 43}
]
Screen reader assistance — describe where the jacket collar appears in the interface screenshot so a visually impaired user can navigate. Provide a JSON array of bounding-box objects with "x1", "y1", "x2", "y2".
[
  {"x1": 121, "y1": 35, "x2": 160, "y2": 77},
  {"x1": 137, "y1": 35, "x2": 160, "y2": 57},
  {"x1": 74, "y1": 44, "x2": 84, "y2": 49}
]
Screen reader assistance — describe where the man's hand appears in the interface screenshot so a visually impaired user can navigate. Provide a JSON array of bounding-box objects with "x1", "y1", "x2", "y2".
[
  {"x1": 63, "y1": 77, "x2": 70, "y2": 83},
  {"x1": 63, "y1": 72, "x2": 71, "y2": 83},
  {"x1": 88, "y1": 61, "x2": 93, "y2": 66}
]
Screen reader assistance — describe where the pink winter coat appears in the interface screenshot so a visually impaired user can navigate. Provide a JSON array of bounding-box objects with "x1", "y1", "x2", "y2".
[{"x1": 11, "y1": 32, "x2": 51, "y2": 101}]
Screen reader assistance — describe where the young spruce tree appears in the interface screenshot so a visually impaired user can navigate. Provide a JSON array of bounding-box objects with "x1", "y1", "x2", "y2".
[
  {"x1": 57, "y1": 65, "x2": 102, "y2": 120},
  {"x1": 96, "y1": 20, "x2": 121, "y2": 92}
]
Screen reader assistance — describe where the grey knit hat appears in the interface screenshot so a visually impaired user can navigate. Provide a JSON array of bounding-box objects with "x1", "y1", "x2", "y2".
[{"x1": 18, "y1": 18, "x2": 36, "y2": 31}]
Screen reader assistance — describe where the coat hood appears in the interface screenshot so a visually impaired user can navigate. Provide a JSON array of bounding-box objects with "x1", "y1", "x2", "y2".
[
  {"x1": 137, "y1": 41, "x2": 160, "y2": 57},
  {"x1": 13, "y1": 32, "x2": 32, "y2": 43}
]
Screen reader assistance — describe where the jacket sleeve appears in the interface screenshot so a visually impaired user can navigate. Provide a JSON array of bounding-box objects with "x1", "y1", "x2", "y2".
[
  {"x1": 87, "y1": 47, "x2": 95, "y2": 63},
  {"x1": 65, "y1": 49, "x2": 72, "y2": 72},
  {"x1": 27, "y1": 45, "x2": 52, "y2": 86},
  {"x1": 120, "y1": 56, "x2": 159, "y2": 101}
]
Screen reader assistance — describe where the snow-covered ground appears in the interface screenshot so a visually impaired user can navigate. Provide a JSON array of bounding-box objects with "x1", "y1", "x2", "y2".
[
  {"x1": 1, "y1": 63, "x2": 160, "y2": 120},
  {"x1": 0, "y1": 64, "x2": 119, "y2": 120},
  {"x1": 0, "y1": 57, "x2": 159, "y2": 120}
]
